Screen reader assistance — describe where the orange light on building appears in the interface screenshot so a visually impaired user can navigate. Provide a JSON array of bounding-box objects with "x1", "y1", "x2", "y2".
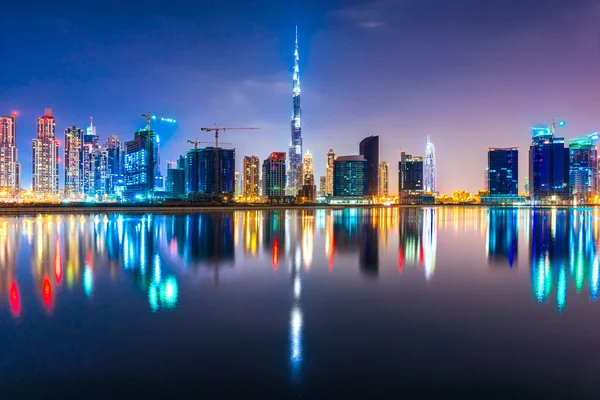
[{"x1": 9, "y1": 281, "x2": 20, "y2": 317}]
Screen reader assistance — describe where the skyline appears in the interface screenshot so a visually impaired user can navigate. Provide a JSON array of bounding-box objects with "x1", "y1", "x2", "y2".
[{"x1": 2, "y1": 0, "x2": 600, "y2": 193}]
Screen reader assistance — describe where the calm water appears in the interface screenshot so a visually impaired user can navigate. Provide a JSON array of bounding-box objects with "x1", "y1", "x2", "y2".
[{"x1": 1, "y1": 207, "x2": 600, "y2": 397}]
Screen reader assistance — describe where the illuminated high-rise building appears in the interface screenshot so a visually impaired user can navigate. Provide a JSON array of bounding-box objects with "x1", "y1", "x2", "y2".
[
  {"x1": 287, "y1": 27, "x2": 303, "y2": 195},
  {"x1": 263, "y1": 152, "x2": 287, "y2": 198},
  {"x1": 333, "y1": 155, "x2": 367, "y2": 197},
  {"x1": 243, "y1": 155, "x2": 260, "y2": 198},
  {"x1": 423, "y1": 136, "x2": 436, "y2": 194},
  {"x1": 32, "y1": 109, "x2": 59, "y2": 197},
  {"x1": 0, "y1": 113, "x2": 20, "y2": 194},
  {"x1": 166, "y1": 161, "x2": 185, "y2": 198},
  {"x1": 398, "y1": 152, "x2": 423, "y2": 197},
  {"x1": 378, "y1": 161, "x2": 389, "y2": 197},
  {"x1": 326, "y1": 148, "x2": 335, "y2": 196},
  {"x1": 359, "y1": 135, "x2": 379, "y2": 196},
  {"x1": 64, "y1": 125, "x2": 84, "y2": 198},
  {"x1": 529, "y1": 121, "x2": 569, "y2": 200},
  {"x1": 568, "y1": 132, "x2": 599, "y2": 203},
  {"x1": 105, "y1": 135, "x2": 124, "y2": 197},
  {"x1": 319, "y1": 176, "x2": 326, "y2": 196},
  {"x1": 82, "y1": 118, "x2": 99, "y2": 195},
  {"x1": 488, "y1": 147, "x2": 518, "y2": 196},
  {"x1": 299, "y1": 151, "x2": 316, "y2": 201},
  {"x1": 124, "y1": 127, "x2": 157, "y2": 199}
]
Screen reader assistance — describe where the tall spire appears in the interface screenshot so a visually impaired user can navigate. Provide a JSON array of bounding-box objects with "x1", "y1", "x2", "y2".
[{"x1": 287, "y1": 26, "x2": 303, "y2": 195}]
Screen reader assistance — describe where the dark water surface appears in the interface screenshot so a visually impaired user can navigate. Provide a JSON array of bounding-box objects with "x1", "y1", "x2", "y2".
[{"x1": 1, "y1": 207, "x2": 600, "y2": 397}]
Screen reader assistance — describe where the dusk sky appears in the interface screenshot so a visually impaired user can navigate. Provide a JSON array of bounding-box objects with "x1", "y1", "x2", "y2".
[{"x1": 2, "y1": 0, "x2": 600, "y2": 193}]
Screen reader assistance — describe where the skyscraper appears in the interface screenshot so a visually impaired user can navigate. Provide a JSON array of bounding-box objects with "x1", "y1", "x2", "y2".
[
  {"x1": 64, "y1": 125, "x2": 84, "y2": 198},
  {"x1": 359, "y1": 135, "x2": 379, "y2": 196},
  {"x1": 326, "y1": 148, "x2": 335, "y2": 196},
  {"x1": 423, "y1": 136, "x2": 436, "y2": 194},
  {"x1": 568, "y1": 133, "x2": 599, "y2": 203},
  {"x1": 333, "y1": 155, "x2": 367, "y2": 197},
  {"x1": 263, "y1": 152, "x2": 287, "y2": 198},
  {"x1": 299, "y1": 151, "x2": 316, "y2": 201},
  {"x1": 243, "y1": 155, "x2": 260, "y2": 199},
  {"x1": 398, "y1": 152, "x2": 423, "y2": 197},
  {"x1": 487, "y1": 147, "x2": 519, "y2": 196},
  {"x1": 124, "y1": 128, "x2": 157, "y2": 199},
  {"x1": 529, "y1": 123, "x2": 569, "y2": 200},
  {"x1": 105, "y1": 135, "x2": 124, "y2": 198},
  {"x1": 287, "y1": 27, "x2": 303, "y2": 195},
  {"x1": 319, "y1": 176, "x2": 326, "y2": 197},
  {"x1": 82, "y1": 118, "x2": 99, "y2": 195},
  {"x1": 0, "y1": 113, "x2": 20, "y2": 195},
  {"x1": 378, "y1": 161, "x2": 389, "y2": 197},
  {"x1": 166, "y1": 162, "x2": 185, "y2": 198},
  {"x1": 32, "y1": 109, "x2": 59, "y2": 197}
]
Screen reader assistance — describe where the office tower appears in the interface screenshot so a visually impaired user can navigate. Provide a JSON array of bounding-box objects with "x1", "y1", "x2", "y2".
[
  {"x1": 287, "y1": 27, "x2": 303, "y2": 195},
  {"x1": 299, "y1": 150, "x2": 316, "y2": 201},
  {"x1": 319, "y1": 176, "x2": 326, "y2": 197},
  {"x1": 378, "y1": 161, "x2": 389, "y2": 197},
  {"x1": 64, "y1": 126, "x2": 84, "y2": 198},
  {"x1": 234, "y1": 172, "x2": 241, "y2": 197},
  {"x1": 166, "y1": 162, "x2": 185, "y2": 198},
  {"x1": 488, "y1": 147, "x2": 519, "y2": 196},
  {"x1": 82, "y1": 118, "x2": 99, "y2": 195},
  {"x1": 185, "y1": 148, "x2": 201, "y2": 193},
  {"x1": 154, "y1": 134, "x2": 164, "y2": 191},
  {"x1": 398, "y1": 152, "x2": 423, "y2": 197},
  {"x1": 263, "y1": 152, "x2": 287, "y2": 197},
  {"x1": 0, "y1": 113, "x2": 20, "y2": 195},
  {"x1": 243, "y1": 155, "x2": 260, "y2": 199},
  {"x1": 569, "y1": 133, "x2": 599, "y2": 202},
  {"x1": 529, "y1": 123, "x2": 569, "y2": 200},
  {"x1": 423, "y1": 136, "x2": 436, "y2": 193},
  {"x1": 326, "y1": 148, "x2": 335, "y2": 196},
  {"x1": 333, "y1": 155, "x2": 367, "y2": 197},
  {"x1": 524, "y1": 177, "x2": 529, "y2": 196},
  {"x1": 197, "y1": 147, "x2": 235, "y2": 195},
  {"x1": 177, "y1": 155, "x2": 186, "y2": 170},
  {"x1": 105, "y1": 135, "x2": 124, "y2": 198},
  {"x1": 124, "y1": 128, "x2": 157, "y2": 199},
  {"x1": 359, "y1": 135, "x2": 379, "y2": 196},
  {"x1": 32, "y1": 109, "x2": 59, "y2": 197},
  {"x1": 89, "y1": 148, "x2": 109, "y2": 198},
  {"x1": 295, "y1": 163, "x2": 304, "y2": 193}
]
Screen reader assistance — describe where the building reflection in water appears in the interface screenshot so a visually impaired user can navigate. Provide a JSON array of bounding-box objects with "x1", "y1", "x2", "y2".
[
  {"x1": 530, "y1": 209, "x2": 599, "y2": 312},
  {"x1": 486, "y1": 209, "x2": 519, "y2": 268},
  {"x1": 398, "y1": 208, "x2": 437, "y2": 280}
]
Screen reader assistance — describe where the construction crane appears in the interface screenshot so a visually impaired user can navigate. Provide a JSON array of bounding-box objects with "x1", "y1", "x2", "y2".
[
  {"x1": 200, "y1": 124, "x2": 260, "y2": 198},
  {"x1": 186, "y1": 138, "x2": 232, "y2": 150}
]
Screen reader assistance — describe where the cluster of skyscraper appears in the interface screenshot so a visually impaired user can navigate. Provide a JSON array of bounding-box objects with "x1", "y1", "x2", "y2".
[{"x1": 485, "y1": 120, "x2": 599, "y2": 204}]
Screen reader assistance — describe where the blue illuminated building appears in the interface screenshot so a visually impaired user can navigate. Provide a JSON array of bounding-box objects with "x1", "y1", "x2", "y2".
[
  {"x1": 568, "y1": 133, "x2": 599, "y2": 203},
  {"x1": 529, "y1": 122, "x2": 570, "y2": 200},
  {"x1": 185, "y1": 147, "x2": 235, "y2": 196},
  {"x1": 263, "y1": 152, "x2": 287, "y2": 198},
  {"x1": 333, "y1": 155, "x2": 367, "y2": 197},
  {"x1": 124, "y1": 128, "x2": 157, "y2": 200},
  {"x1": 487, "y1": 147, "x2": 518, "y2": 196}
]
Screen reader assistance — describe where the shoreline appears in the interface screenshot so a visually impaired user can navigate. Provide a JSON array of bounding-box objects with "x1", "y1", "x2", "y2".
[{"x1": 0, "y1": 203, "x2": 597, "y2": 215}]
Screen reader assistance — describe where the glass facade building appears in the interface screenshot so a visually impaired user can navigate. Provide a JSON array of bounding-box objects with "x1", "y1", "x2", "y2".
[
  {"x1": 488, "y1": 147, "x2": 519, "y2": 196},
  {"x1": 398, "y1": 152, "x2": 423, "y2": 196},
  {"x1": 359, "y1": 136, "x2": 379, "y2": 197},
  {"x1": 529, "y1": 126, "x2": 570, "y2": 200},
  {"x1": 185, "y1": 147, "x2": 235, "y2": 196},
  {"x1": 333, "y1": 155, "x2": 367, "y2": 197},
  {"x1": 243, "y1": 155, "x2": 260, "y2": 198},
  {"x1": 568, "y1": 133, "x2": 599, "y2": 202},
  {"x1": 124, "y1": 128, "x2": 157, "y2": 199},
  {"x1": 263, "y1": 152, "x2": 287, "y2": 197}
]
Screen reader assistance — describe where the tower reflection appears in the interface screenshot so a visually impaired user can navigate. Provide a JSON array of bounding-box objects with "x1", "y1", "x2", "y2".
[
  {"x1": 398, "y1": 208, "x2": 438, "y2": 280},
  {"x1": 530, "y1": 209, "x2": 598, "y2": 312},
  {"x1": 486, "y1": 209, "x2": 519, "y2": 268}
]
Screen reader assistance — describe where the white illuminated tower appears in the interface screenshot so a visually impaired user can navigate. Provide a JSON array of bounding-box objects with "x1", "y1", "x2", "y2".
[
  {"x1": 423, "y1": 136, "x2": 436, "y2": 194},
  {"x1": 287, "y1": 26, "x2": 303, "y2": 195},
  {"x1": 32, "y1": 109, "x2": 59, "y2": 197}
]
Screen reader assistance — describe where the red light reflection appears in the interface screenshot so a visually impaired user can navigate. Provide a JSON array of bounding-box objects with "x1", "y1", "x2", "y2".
[
  {"x1": 9, "y1": 281, "x2": 20, "y2": 317},
  {"x1": 272, "y1": 239, "x2": 279, "y2": 270},
  {"x1": 42, "y1": 277, "x2": 53, "y2": 309}
]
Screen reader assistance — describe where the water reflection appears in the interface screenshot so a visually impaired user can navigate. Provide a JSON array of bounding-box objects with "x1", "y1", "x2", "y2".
[
  {"x1": 486, "y1": 209, "x2": 519, "y2": 267},
  {"x1": 529, "y1": 209, "x2": 599, "y2": 312},
  {"x1": 398, "y1": 208, "x2": 437, "y2": 280}
]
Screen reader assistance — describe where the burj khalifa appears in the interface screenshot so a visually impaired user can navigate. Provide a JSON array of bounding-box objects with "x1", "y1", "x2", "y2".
[{"x1": 287, "y1": 26, "x2": 303, "y2": 194}]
